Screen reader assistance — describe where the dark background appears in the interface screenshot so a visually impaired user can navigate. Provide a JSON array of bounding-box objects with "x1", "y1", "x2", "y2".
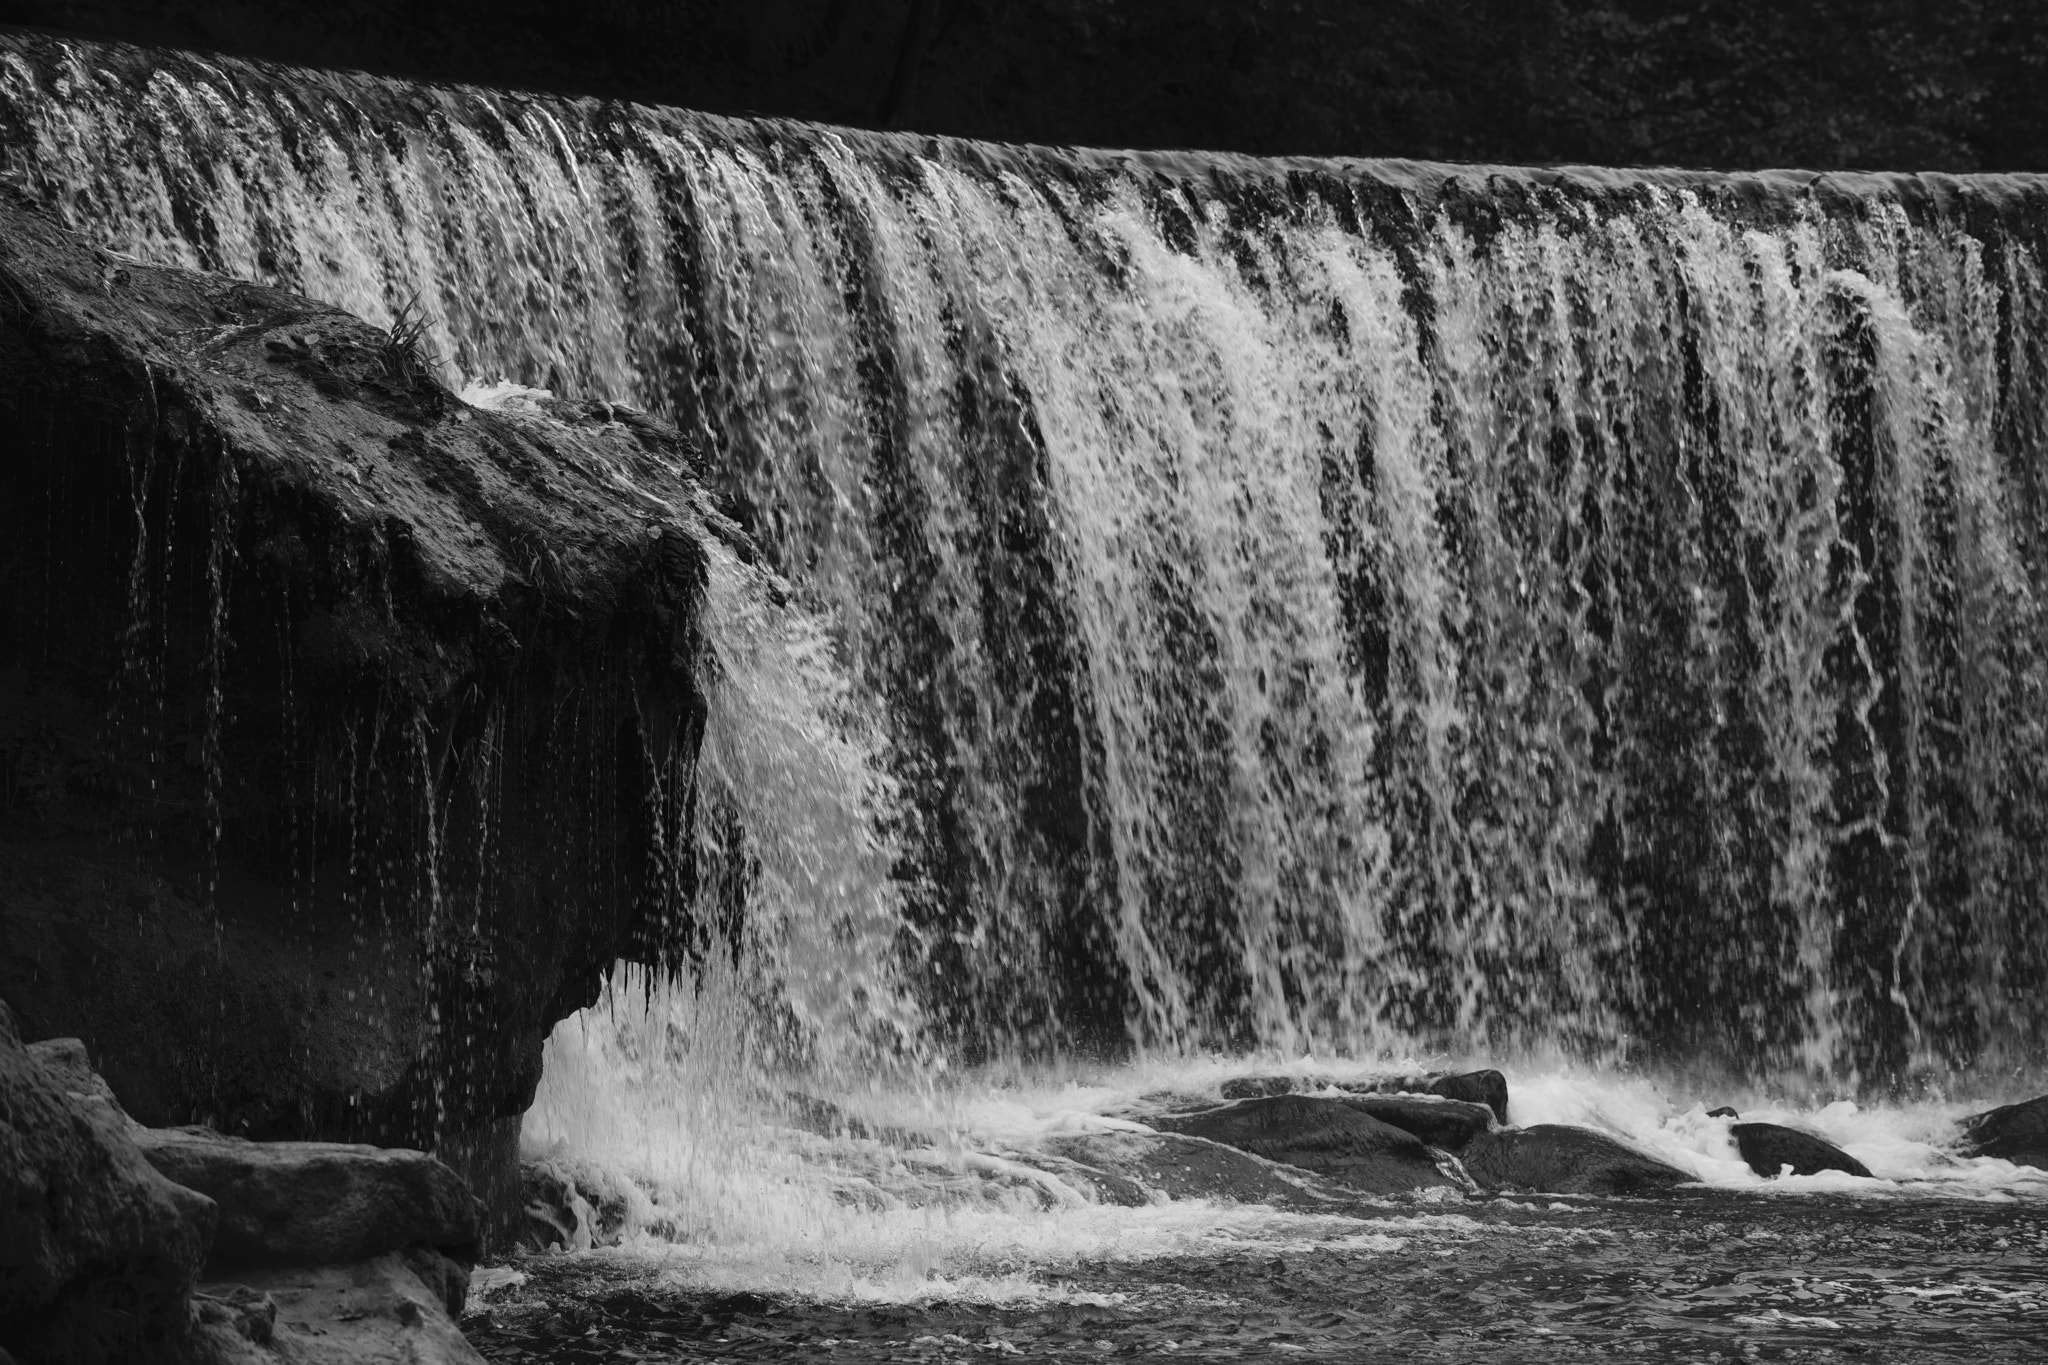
[{"x1": 2, "y1": 0, "x2": 2044, "y2": 171}]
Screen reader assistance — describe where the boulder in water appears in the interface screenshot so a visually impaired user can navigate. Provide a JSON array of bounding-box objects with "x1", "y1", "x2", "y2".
[
  {"x1": 1152, "y1": 1095, "x2": 1459, "y2": 1195},
  {"x1": 1956, "y1": 1095, "x2": 2048, "y2": 1169},
  {"x1": 1458, "y1": 1125, "x2": 1692, "y2": 1195},
  {"x1": 1728, "y1": 1123, "x2": 1872, "y2": 1180},
  {"x1": 1218, "y1": 1068, "x2": 1512, "y2": 1126},
  {"x1": 1336, "y1": 1094, "x2": 1494, "y2": 1150},
  {"x1": 1421, "y1": 1071, "x2": 1511, "y2": 1126},
  {"x1": 1040, "y1": 1130, "x2": 1347, "y2": 1208},
  {"x1": 0, "y1": 1004, "x2": 217, "y2": 1365}
]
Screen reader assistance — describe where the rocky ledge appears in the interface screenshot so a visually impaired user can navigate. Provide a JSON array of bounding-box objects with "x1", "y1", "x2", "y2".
[
  {"x1": 0, "y1": 189, "x2": 741, "y2": 1232},
  {"x1": 3, "y1": 1003, "x2": 485, "y2": 1363}
]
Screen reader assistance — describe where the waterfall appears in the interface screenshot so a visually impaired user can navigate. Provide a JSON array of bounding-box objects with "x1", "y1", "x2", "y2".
[{"x1": 7, "y1": 32, "x2": 2044, "y2": 1085}]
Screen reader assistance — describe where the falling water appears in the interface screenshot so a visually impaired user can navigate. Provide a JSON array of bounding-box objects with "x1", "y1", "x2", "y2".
[{"x1": 6, "y1": 33, "x2": 2047, "y2": 1092}]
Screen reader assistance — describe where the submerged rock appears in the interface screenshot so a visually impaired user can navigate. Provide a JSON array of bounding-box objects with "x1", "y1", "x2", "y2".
[
  {"x1": 1152, "y1": 1095, "x2": 1458, "y2": 1195},
  {"x1": 0, "y1": 191, "x2": 745, "y2": 1229},
  {"x1": 1007, "y1": 1143, "x2": 1154, "y2": 1208},
  {"x1": 0, "y1": 1007, "x2": 216, "y2": 1365},
  {"x1": 1729, "y1": 1123, "x2": 1872, "y2": 1180},
  {"x1": 782, "y1": 1092, "x2": 940, "y2": 1148},
  {"x1": 518, "y1": 1157, "x2": 640, "y2": 1252},
  {"x1": 1040, "y1": 1130, "x2": 1347, "y2": 1209},
  {"x1": 1957, "y1": 1095, "x2": 2048, "y2": 1169},
  {"x1": 133, "y1": 1128, "x2": 482, "y2": 1278},
  {"x1": 1458, "y1": 1125, "x2": 1691, "y2": 1195}
]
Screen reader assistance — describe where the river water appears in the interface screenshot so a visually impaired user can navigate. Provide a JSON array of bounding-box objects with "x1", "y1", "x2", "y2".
[
  {"x1": 445, "y1": 976, "x2": 2047, "y2": 1360},
  {"x1": 2, "y1": 31, "x2": 2044, "y2": 1359},
  {"x1": 462, "y1": 1192, "x2": 2048, "y2": 1362}
]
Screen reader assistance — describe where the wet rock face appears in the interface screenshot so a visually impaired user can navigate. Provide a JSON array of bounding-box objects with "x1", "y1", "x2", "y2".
[
  {"x1": 1957, "y1": 1096, "x2": 2048, "y2": 1170},
  {"x1": 0, "y1": 1005, "x2": 216, "y2": 1365},
  {"x1": 0, "y1": 193, "x2": 736, "y2": 1166},
  {"x1": 1334, "y1": 1095, "x2": 1494, "y2": 1151},
  {"x1": 1216, "y1": 1069, "x2": 1511, "y2": 1127},
  {"x1": 1728, "y1": 1123, "x2": 1872, "y2": 1180},
  {"x1": 1153, "y1": 1096, "x2": 1458, "y2": 1196},
  {"x1": 1457, "y1": 1126, "x2": 1693, "y2": 1196},
  {"x1": 1039, "y1": 1130, "x2": 1346, "y2": 1209},
  {"x1": 1423, "y1": 1072, "x2": 1510, "y2": 1127}
]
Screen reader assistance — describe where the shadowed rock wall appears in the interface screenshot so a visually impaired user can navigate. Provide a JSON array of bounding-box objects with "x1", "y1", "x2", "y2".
[{"x1": 0, "y1": 190, "x2": 736, "y2": 1164}]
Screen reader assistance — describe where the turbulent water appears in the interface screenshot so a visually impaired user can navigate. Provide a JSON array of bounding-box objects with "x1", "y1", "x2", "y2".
[
  {"x1": 6, "y1": 34, "x2": 2048, "y2": 1079},
  {"x1": 5, "y1": 31, "x2": 2047, "y2": 1353},
  {"x1": 470, "y1": 987, "x2": 2048, "y2": 1358}
]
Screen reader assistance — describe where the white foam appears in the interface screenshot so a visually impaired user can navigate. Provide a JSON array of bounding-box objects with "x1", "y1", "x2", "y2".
[
  {"x1": 1500, "y1": 1067, "x2": 2048, "y2": 1198},
  {"x1": 457, "y1": 378, "x2": 554, "y2": 412},
  {"x1": 521, "y1": 1013, "x2": 1630, "y2": 1302},
  {"x1": 523, "y1": 1011, "x2": 2043, "y2": 1304}
]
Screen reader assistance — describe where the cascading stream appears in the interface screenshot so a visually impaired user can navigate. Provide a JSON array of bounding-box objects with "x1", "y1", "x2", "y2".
[{"x1": 5, "y1": 34, "x2": 2045, "y2": 1086}]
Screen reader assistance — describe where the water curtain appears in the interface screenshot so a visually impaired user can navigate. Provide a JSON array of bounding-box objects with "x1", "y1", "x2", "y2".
[{"x1": 6, "y1": 34, "x2": 2044, "y2": 1081}]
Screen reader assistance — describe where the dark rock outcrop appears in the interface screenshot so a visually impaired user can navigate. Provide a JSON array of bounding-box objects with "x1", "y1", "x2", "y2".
[
  {"x1": 0, "y1": 1004, "x2": 216, "y2": 1365},
  {"x1": 1458, "y1": 1125, "x2": 1692, "y2": 1196},
  {"x1": 6, "y1": 1014, "x2": 488, "y2": 1360},
  {"x1": 1216, "y1": 1069, "x2": 1511, "y2": 1127},
  {"x1": 1152, "y1": 1095, "x2": 1457, "y2": 1196},
  {"x1": 22, "y1": 1037, "x2": 127, "y2": 1124},
  {"x1": 1335, "y1": 1094, "x2": 1493, "y2": 1151},
  {"x1": 1729, "y1": 1123, "x2": 1873, "y2": 1180},
  {"x1": 0, "y1": 191, "x2": 739, "y2": 1206},
  {"x1": 133, "y1": 1128, "x2": 482, "y2": 1279},
  {"x1": 1422, "y1": 1071, "x2": 1511, "y2": 1126},
  {"x1": 1956, "y1": 1096, "x2": 2048, "y2": 1170}
]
